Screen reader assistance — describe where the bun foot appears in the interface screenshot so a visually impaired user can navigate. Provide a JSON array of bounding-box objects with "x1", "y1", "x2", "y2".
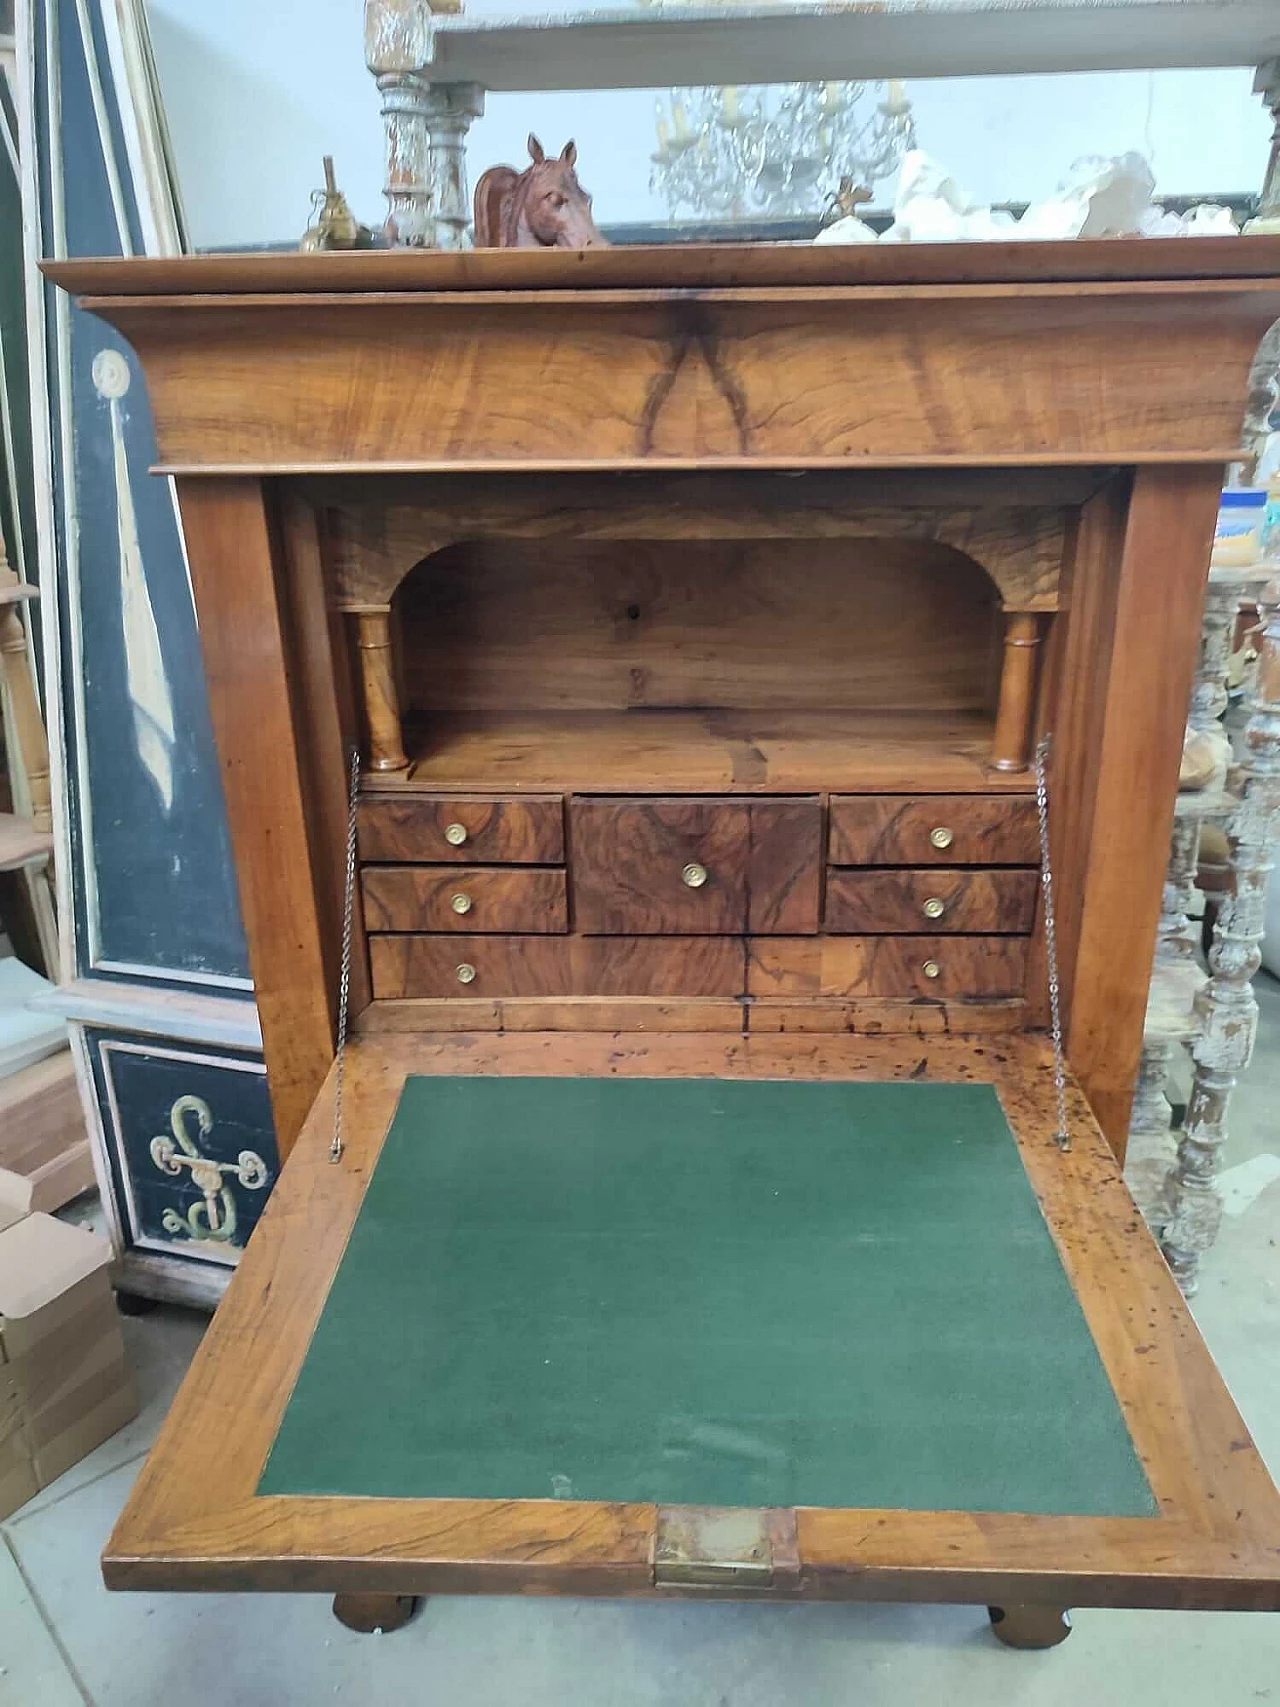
[
  {"x1": 987, "y1": 1604, "x2": 1073, "y2": 1649},
  {"x1": 332, "y1": 1593, "x2": 419, "y2": 1633},
  {"x1": 114, "y1": 1290, "x2": 160, "y2": 1316}
]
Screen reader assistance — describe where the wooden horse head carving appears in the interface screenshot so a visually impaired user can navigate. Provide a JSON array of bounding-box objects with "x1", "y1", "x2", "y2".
[{"x1": 473, "y1": 135, "x2": 608, "y2": 250}]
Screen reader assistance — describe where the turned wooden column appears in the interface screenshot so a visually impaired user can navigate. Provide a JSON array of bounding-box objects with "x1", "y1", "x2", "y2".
[
  {"x1": 990, "y1": 612, "x2": 1043, "y2": 772},
  {"x1": 356, "y1": 609, "x2": 410, "y2": 772}
]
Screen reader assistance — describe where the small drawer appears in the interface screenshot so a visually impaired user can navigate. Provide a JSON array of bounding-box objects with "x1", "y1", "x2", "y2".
[
  {"x1": 369, "y1": 934, "x2": 746, "y2": 999},
  {"x1": 362, "y1": 866, "x2": 568, "y2": 934},
  {"x1": 829, "y1": 795, "x2": 1039, "y2": 866},
  {"x1": 357, "y1": 795, "x2": 564, "y2": 864},
  {"x1": 747, "y1": 936, "x2": 1028, "y2": 999},
  {"x1": 570, "y1": 798, "x2": 820, "y2": 935},
  {"x1": 824, "y1": 868, "x2": 1038, "y2": 935}
]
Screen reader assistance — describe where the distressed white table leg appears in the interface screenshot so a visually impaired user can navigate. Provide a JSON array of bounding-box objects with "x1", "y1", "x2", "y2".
[
  {"x1": 365, "y1": 2, "x2": 484, "y2": 247},
  {"x1": 372, "y1": 70, "x2": 434, "y2": 246},
  {"x1": 1124, "y1": 1034, "x2": 1180, "y2": 1237},
  {"x1": 1244, "y1": 60, "x2": 1280, "y2": 233},
  {"x1": 1163, "y1": 576, "x2": 1280, "y2": 1294},
  {"x1": 423, "y1": 82, "x2": 485, "y2": 250}
]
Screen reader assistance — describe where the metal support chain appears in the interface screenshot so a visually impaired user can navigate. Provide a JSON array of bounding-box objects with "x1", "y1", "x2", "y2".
[
  {"x1": 1035, "y1": 734, "x2": 1071, "y2": 1152},
  {"x1": 330, "y1": 747, "x2": 361, "y2": 1163}
]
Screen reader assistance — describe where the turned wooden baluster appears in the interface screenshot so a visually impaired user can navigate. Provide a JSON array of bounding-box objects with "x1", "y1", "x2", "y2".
[
  {"x1": 1126, "y1": 563, "x2": 1268, "y2": 1237},
  {"x1": 355, "y1": 609, "x2": 410, "y2": 772},
  {"x1": 0, "y1": 533, "x2": 52, "y2": 831},
  {"x1": 364, "y1": 0, "x2": 483, "y2": 249},
  {"x1": 1163, "y1": 575, "x2": 1280, "y2": 1294},
  {"x1": 990, "y1": 611, "x2": 1043, "y2": 773},
  {"x1": 1190, "y1": 565, "x2": 1269, "y2": 787},
  {"x1": 1126, "y1": 812, "x2": 1202, "y2": 1238},
  {"x1": 1125, "y1": 1035, "x2": 1179, "y2": 1234}
]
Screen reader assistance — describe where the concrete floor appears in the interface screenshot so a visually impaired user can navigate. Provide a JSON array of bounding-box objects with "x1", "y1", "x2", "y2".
[{"x1": 3, "y1": 982, "x2": 1279, "y2": 1706}]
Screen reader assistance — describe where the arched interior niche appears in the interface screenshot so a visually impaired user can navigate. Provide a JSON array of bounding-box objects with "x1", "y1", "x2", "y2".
[{"x1": 392, "y1": 536, "x2": 1004, "y2": 718}]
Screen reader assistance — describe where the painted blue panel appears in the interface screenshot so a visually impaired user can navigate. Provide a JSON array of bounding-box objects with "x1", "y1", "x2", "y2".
[
  {"x1": 1, "y1": 77, "x2": 39, "y2": 610},
  {"x1": 85, "y1": 1027, "x2": 278, "y2": 1267},
  {"x1": 35, "y1": 0, "x2": 251, "y2": 984}
]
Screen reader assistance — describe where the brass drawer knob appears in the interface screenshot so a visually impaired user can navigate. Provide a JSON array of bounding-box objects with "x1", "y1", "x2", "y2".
[
  {"x1": 922, "y1": 896, "x2": 946, "y2": 920},
  {"x1": 455, "y1": 962, "x2": 477, "y2": 985},
  {"x1": 929, "y1": 826, "x2": 954, "y2": 850},
  {"x1": 444, "y1": 822, "x2": 469, "y2": 846},
  {"x1": 681, "y1": 862, "x2": 709, "y2": 889},
  {"x1": 450, "y1": 892, "x2": 473, "y2": 915},
  {"x1": 921, "y1": 960, "x2": 942, "y2": 980}
]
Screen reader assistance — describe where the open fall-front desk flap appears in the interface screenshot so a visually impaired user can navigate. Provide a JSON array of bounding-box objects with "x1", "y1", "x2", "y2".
[{"x1": 103, "y1": 1031, "x2": 1280, "y2": 1608}]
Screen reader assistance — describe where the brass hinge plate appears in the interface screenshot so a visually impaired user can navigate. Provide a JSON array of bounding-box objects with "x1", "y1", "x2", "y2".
[{"x1": 653, "y1": 1505, "x2": 800, "y2": 1592}]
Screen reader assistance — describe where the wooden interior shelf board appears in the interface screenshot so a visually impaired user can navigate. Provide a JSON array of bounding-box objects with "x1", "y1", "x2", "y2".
[
  {"x1": 0, "y1": 811, "x2": 54, "y2": 870},
  {"x1": 101, "y1": 1032, "x2": 1280, "y2": 1603},
  {"x1": 352, "y1": 997, "x2": 1033, "y2": 1036},
  {"x1": 362, "y1": 711, "x2": 1038, "y2": 797}
]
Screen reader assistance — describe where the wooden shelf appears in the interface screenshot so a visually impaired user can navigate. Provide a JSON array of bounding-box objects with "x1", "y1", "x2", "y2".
[
  {"x1": 51, "y1": 234, "x2": 1280, "y2": 301},
  {"x1": 363, "y1": 709, "x2": 1034, "y2": 796},
  {"x1": 0, "y1": 812, "x2": 53, "y2": 871}
]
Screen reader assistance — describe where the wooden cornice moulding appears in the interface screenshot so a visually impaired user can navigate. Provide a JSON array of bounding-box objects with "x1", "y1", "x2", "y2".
[
  {"x1": 41, "y1": 236, "x2": 1280, "y2": 293},
  {"x1": 46, "y1": 243, "x2": 1280, "y2": 474}
]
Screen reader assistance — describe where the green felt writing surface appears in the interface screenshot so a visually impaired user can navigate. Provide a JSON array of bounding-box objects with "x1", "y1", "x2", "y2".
[{"x1": 259, "y1": 1077, "x2": 1156, "y2": 1517}]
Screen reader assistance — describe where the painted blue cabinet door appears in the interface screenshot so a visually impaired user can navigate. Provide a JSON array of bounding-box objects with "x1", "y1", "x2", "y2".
[
  {"x1": 32, "y1": 0, "x2": 251, "y2": 987},
  {"x1": 84, "y1": 1029, "x2": 278, "y2": 1267}
]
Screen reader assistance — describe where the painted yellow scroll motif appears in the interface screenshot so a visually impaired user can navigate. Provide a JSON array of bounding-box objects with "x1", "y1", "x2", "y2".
[{"x1": 150, "y1": 1094, "x2": 269, "y2": 1244}]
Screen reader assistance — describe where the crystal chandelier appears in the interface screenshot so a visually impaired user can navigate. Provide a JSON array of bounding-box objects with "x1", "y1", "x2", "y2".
[{"x1": 651, "y1": 79, "x2": 915, "y2": 222}]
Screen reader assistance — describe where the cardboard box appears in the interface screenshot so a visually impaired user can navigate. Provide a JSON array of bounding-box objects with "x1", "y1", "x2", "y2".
[
  {"x1": 0, "y1": 1180, "x2": 138, "y2": 1520},
  {"x1": 0, "y1": 1049, "x2": 96, "y2": 1212}
]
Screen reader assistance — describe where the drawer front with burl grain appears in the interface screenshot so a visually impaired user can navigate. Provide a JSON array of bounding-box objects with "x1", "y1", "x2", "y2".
[
  {"x1": 362, "y1": 866, "x2": 568, "y2": 934},
  {"x1": 829, "y1": 795, "x2": 1039, "y2": 866},
  {"x1": 824, "y1": 868, "x2": 1038, "y2": 935},
  {"x1": 357, "y1": 795, "x2": 564, "y2": 864},
  {"x1": 570, "y1": 797, "x2": 820, "y2": 934},
  {"x1": 748, "y1": 936, "x2": 1029, "y2": 1000},
  {"x1": 369, "y1": 934, "x2": 747, "y2": 999}
]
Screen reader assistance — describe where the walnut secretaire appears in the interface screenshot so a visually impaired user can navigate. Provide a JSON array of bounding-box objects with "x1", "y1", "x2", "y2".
[{"x1": 48, "y1": 240, "x2": 1280, "y2": 1644}]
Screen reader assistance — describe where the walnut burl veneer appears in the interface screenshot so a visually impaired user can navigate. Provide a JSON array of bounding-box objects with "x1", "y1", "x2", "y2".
[{"x1": 47, "y1": 240, "x2": 1280, "y2": 1626}]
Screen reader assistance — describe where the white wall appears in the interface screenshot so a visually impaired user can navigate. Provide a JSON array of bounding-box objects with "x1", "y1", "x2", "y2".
[{"x1": 145, "y1": 0, "x2": 1274, "y2": 250}]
